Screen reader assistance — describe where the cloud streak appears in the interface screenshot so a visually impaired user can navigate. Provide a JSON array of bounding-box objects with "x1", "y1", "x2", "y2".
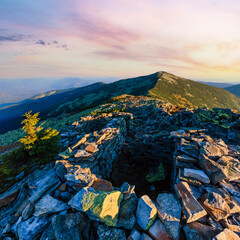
[{"x1": 0, "y1": 0, "x2": 240, "y2": 81}]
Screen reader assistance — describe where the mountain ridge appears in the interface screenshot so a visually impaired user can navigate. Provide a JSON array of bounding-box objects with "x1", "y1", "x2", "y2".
[{"x1": 0, "y1": 71, "x2": 239, "y2": 134}]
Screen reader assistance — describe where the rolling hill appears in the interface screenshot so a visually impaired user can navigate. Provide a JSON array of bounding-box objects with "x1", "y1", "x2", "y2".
[
  {"x1": 225, "y1": 84, "x2": 240, "y2": 97},
  {"x1": 0, "y1": 77, "x2": 116, "y2": 107},
  {"x1": 0, "y1": 71, "x2": 239, "y2": 134},
  {"x1": 49, "y1": 71, "x2": 240, "y2": 117}
]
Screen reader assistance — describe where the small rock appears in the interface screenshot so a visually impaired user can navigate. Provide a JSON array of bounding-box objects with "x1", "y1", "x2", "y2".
[
  {"x1": 71, "y1": 137, "x2": 87, "y2": 149},
  {"x1": 64, "y1": 167, "x2": 96, "y2": 187},
  {"x1": 184, "y1": 168, "x2": 210, "y2": 184},
  {"x1": 141, "y1": 233, "x2": 152, "y2": 240},
  {"x1": 170, "y1": 130, "x2": 185, "y2": 137},
  {"x1": 148, "y1": 220, "x2": 172, "y2": 240},
  {"x1": 2, "y1": 224, "x2": 11, "y2": 234},
  {"x1": 200, "y1": 140, "x2": 228, "y2": 160},
  {"x1": 74, "y1": 149, "x2": 91, "y2": 158},
  {"x1": 97, "y1": 225, "x2": 126, "y2": 240},
  {"x1": 120, "y1": 182, "x2": 135, "y2": 200},
  {"x1": 85, "y1": 143, "x2": 99, "y2": 153},
  {"x1": 129, "y1": 229, "x2": 141, "y2": 240},
  {"x1": 59, "y1": 183, "x2": 67, "y2": 192},
  {"x1": 136, "y1": 195, "x2": 157, "y2": 230},
  {"x1": 59, "y1": 147, "x2": 73, "y2": 159},
  {"x1": 59, "y1": 192, "x2": 72, "y2": 202},
  {"x1": 177, "y1": 154, "x2": 198, "y2": 163},
  {"x1": 219, "y1": 181, "x2": 240, "y2": 197},
  {"x1": 40, "y1": 223, "x2": 55, "y2": 240},
  {"x1": 22, "y1": 202, "x2": 35, "y2": 220},
  {"x1": 91, "y1": 178, "x2": 113, "y2": 192},
  {"x1": 15, "y1": 171, "x2": 25, "y2": 181}
]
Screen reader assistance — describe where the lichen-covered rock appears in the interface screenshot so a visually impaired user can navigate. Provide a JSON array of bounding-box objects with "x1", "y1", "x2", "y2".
[
  {"x1": 58, "y1": 147, "x2": 74, "y2": 159},
  {"x1": 69, "y1": 187, "x2": 123, "y2": 226},
  {"x1": 136, "y1": 195, "x2": 157, "y2": 230}
]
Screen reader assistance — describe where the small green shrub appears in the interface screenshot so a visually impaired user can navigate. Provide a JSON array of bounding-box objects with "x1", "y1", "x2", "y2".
[
  {"x1": 1, "y1": 146, "x2": 27, "y2": 176},
  {"x1": 19, "y1": 111, "x2": 60, "y2": 164}
]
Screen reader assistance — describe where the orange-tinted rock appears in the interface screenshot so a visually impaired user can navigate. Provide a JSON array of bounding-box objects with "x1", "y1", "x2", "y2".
[
  {"x1": 148, "y1": 220, "x2": 173, "y2": 240},
  {"x1": 0, "y1": 182, "x2": 21, "y2": 208},
  {"x1": 213, "y1": 228, "x2": 240, "y2": 240},
  {"x1": 85, "y1": 143, "x2": 99, "y2": 153},
  {"x1": 91, "y1": 178, "x2": 113, "y2": 192}
]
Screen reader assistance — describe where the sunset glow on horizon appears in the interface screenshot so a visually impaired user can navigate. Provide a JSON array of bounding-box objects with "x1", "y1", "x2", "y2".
[{"x1": 1, "y1": 0, "x2": 240, "y2": 82}]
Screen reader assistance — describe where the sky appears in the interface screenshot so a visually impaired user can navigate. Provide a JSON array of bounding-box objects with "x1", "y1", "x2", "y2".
[{"x1": 0, "y1": 0, "x2": 240, "y2": 82}]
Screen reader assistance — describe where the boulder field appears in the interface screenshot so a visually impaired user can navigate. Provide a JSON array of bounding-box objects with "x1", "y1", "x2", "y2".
[{"x1": 0, "y1": 96, "x2": 240, "y2": 240}]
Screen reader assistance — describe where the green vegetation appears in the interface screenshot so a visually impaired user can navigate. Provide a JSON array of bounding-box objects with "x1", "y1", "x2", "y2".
[
  {"x1": 149, "y1": 72, "x2": 240, "y2": 111},
  {"x1": 146, "y1": 163, "x2": 165, "y2": 182},
  {"x1": 0, "y1": 112, "x2": 59, "y2": 193},
  {"x1": 194, "y1": 108, "x2": 237, "y2": 129},
  {"x1": 19, "y1": 112, "x2": 59, "y2": 163}
]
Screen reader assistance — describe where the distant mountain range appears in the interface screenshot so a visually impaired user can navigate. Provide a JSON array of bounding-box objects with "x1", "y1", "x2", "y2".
[
  {"x1": 0, "y1": 71, "x2": 239, "y2": 134},
  {"x1": 0, "y1": 77, "x2": 116, "y2": 107},
  {"x1": 225, "y1": 84, "x2": 240, "y2": 97},
  {"x1": 200, "y1": 82, "x2": 236, "y2": 89}
]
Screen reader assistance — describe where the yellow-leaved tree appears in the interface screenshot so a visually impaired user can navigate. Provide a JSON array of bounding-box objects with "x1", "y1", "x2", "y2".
[{"x1": 19, "y1": 111, "x2": 60, "y2": 163}]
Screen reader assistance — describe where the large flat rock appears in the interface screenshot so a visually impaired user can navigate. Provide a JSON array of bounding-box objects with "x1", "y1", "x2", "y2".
[
  {"x1": 136, "y1": 195, "x2": 157, "y2": 230},
  {"x1": 156, "y1": 193, "x2": 181, "y2": 240},
  {"x1": 69, "y1": 187, "x2": 123, "y2": 226},
  {"x1": 199, "y1": 154, "x2": 227, "y2": 184},
  {"x1": 34, "y1": 194, "x2": 70, "y2": 217},
  {"x1": 175, "y1": 181, "x2": 207, "y2": 223}
]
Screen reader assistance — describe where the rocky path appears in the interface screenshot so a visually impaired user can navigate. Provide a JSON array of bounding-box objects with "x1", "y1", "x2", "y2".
[{"x1": 0, "y1": 96, "x2": 240, "y2": 240}]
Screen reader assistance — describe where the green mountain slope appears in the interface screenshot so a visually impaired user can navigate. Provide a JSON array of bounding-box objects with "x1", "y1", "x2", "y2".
[
  {"x1": 50, "y1": 71, "x2": 240, "y2": 117},
  {"x1": 149, "y1": 72, "x2": 240, "y2": 110},
  {"x1": 225, "y1": 84, "x2": 240, "y2": 97},
  {"x1": 0, "y1": 71, "x2": 239, "y2": 134}
]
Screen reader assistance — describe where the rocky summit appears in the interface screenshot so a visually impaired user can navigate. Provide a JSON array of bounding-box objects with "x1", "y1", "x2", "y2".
[{"x1": 0, "y1": 95, "x2": 240, "y2": 240}]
